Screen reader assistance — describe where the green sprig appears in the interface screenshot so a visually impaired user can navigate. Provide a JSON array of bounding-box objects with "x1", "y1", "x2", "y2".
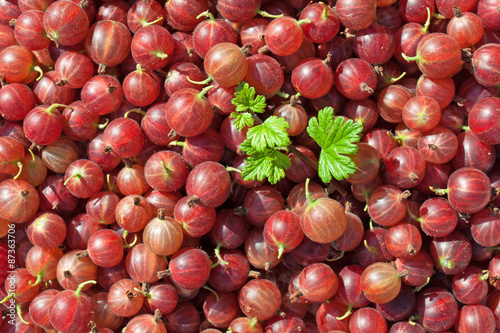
[
  {"x1": 306, "y1": 107, "x2": 363, "y2": 183},
  {"x1": 230, "y1": 82, "x2": 267, "y2": 130},
  {"x1": 239, "y1": 116, "x2": 291, "y2": 184},
  {"x1": 246, "y1": 116, "x2": 290, "y2": 151},
  {"x1": 240, "y1": 144, "x2": 291, "y2": 184}
]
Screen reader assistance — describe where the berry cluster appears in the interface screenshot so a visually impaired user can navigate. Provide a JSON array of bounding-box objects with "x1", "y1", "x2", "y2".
[{"x1": 0, "y1": 0, "x2": 499, "y2": 332}]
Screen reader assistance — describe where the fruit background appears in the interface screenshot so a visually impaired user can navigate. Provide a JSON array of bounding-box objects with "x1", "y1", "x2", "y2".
[{"x1": 0, "y1": 0, "x2": 499, "y2": 332}]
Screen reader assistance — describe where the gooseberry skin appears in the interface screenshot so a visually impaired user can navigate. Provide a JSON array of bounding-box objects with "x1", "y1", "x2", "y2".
[
  {"x1": 124, "y1": 312, "x2": 167, "y2": 333},
  {"x1": 470, "y1": 208, "x2": 500, "y2": 248},
  {"x1": 81, "y1": 74, "x2": 124, "y2": 116},
  {"x1": 452, "y1": 266, "x2": 490, "y2": 305},
  {"x1": 444, "y1": 167, "x2": 492, "y2": 214},
  {"x1": 23, "y1": 104, "x2": 63, "y2": 145},
  {"x1": 204, "y1": 43, "x2": 248, "y2": 87},
  {"x1": 107, "y1": 279, "x2": 144, "y2": 317},
  {"x1": 291, "y1": 57, "x2": 334, "y2": 99},
  {"x1": 43, "y1": 1, "x2": 89, "y2": 46},
  {"x1": 300, "y1": 197, "x2": 347, "y2": 244},
  {"x1": 468, "y1": 96, "x2": 500, "y2": 145},
  {"x1": 25, "y1": 246, "x2": 63, "y2": 281},
  {"x1": 238, "y1": 278, "x2": 281, "y2": 321},
  {"x1": 240, "y1": 18, "x2": 268, "y2": 56},
  {"x1": 316, "y1": 300, "x2": 351, "y2": 332},
  {"x1": 26, "y1": 211, "x2": 66, "y2": 249},
  {"x1": 472, "y1": 43, "x2": 500, "y2": 87},
  {"x1": 122, "y1": 67, "x2": 161, "y2": 107},
  {"x1": 48, "y1": 285, "x2": 94, "y2": 333},
  {"x1": 0, "y1": 179, "x2": 39, "y2": 223},
  {"x1": 353, "y1": 23, "x2": 396, "y2": 64},
  {"x1": 384, "y1": 146, "x2": 426, "y2": 189},
  {"x1": 84, "y1": 20, "x2": 132, "y2": 71},
  {"x1": 127, "y1": 0, "x2": 165, "y2": 33},
  {"x1": 452, "y1": 130, "x2": 496, "y2": 173},
  {"x1": 0, "y1": 25, "x2": 16, "y2": 52},
  {"x1": 299, "y1": 2, "x2": 340, "y2": 44},
  {"x1": 299, "y1": 263, "x2": 339, "y2": 303},
  {"x1": 417, "y1": 126, "x2": 459, "y2": 164},
  {"x1": 186, "y1": 161, "x2": 231, "y2": 208},
  {"x1": 169, "y1": 248, "x2": 212, "y2": 290},
  {"x1": 349, "y1": 307, "x2": 388, "y2": 332},
  {"x1": 103, "y1": 118, "x2": 145, "y2": 159},
  {"x1": 367, "y1": 185, "x2": 408, "y2": 227},
  {"x1": 435, "y1": 0, "x2": 478, "y2": 19},
  {"x1": 192, "y1": 16, "x2": 238, "y2": 59},
  {"x1": 0, "y1": 83, "x2": 37, "y2": 121},
  {"x1": 402, "y1": 95, "x2": 441, "y2": 132},
  {"x1": 244, "y1": 54, "x2": 284, "y2": 96},
  {"x1": 63, "y1": 159, "x2": 104, "y2": 199},
  {"x1": 264, "y1": 210, "x2": 303, "y2": 258},
  {"x1": 126, "y1": 243, "x2": 167, "y2": 285},
  {"x1": 264, "y1": 16, "x2": 304, "y2": 56},
  {"x1": 14, "y1": 10, "x2": 50, "y2": 51},
  {"x1": 395, "y1": 250, "x2": 434, "y2": 288},
  {"x1": 335, "y1": 0, "x2": 376, "y2": 30},
  {"x1": 95, "y1": 0, "x2": 129, "y2": 25},
  {"x1": 0, "y1": 136, "x2": 24, "y2": 176},
  {"x1": 87, "y1": 229, "x2": 124, "y2": 268},
  {"x1": 478, "y1": 0, "x2": 500, "y2": 30},
  {"x1": 447, "y1": 9, "x2": 484, "y2": 48},
  {"x1": 29, "y1": 289, "x2": 59, "y2": 331},
  {"x1": 360, "y1": 262, "x2": 401, "y2": 304},
  {"x1": 273, "y1": 103, "x2": 308, "y2": 137},
  {"x1": 179, "y1": 128, "x2": 225, "y2": 167},
  {"x1": 164, "y1": 63, "x2": 205, "y2": 98},
  {"x1": 61, "y1": 101, "x2": 99, "y2": 142},
  {"x1": 174, "y1": 196, "x2": 216, "y2": 238},
  {"x1": 415, "y1": 287, "x2": 458, "y2": 332},
  {"x1": 131, "y1": 25, "x2": 174, "y2": 70},
  {"x1": 399, "y1": 0, "x2": 435, "y2": 24},
  {"x1": 165, "y1": 88, "x2": 214, "y2": 138},
  {"x1": 430, "y1": 230, "x2": 473, "y2": 275},
  {"x1": 455, "y1": 304, "x2": 496, "y2": 333},
  {"x1": 166, "y1": 0, "x2": 209, "y2": 32},
  {"x1": 142, "y1": 214, "x2": 183, "y2": 256},
  {"x1": 208, "y1": 249, "x2": 251, "y2": 293},
  {"x1": 385, "y1": 222, "x2": 422, "y2": 259},
  {"x1": 377, "y1": 85, "x2": 413, "y2": 124},
  {"x1": 334, "y1": 58, "x2": 378, "y2": 100},
  {"x1": 144, "y1": 150, "x2": 190, "y2": 193},
  {"x1": 418, "y1": 197, "x2": 458, "y2": 238},
  {"x1": 416, "y1": 75, "x2": 455, "y2": 109},
  {"x1": 32, "y1": 70, "x2": 76, "y2": 106},
  {"x1": 411, "y1": 32, "x2": 463, "y2": 79}
]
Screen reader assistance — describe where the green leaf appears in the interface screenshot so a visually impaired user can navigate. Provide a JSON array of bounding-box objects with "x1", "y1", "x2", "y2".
[
  {"x1": 231, "y1": 112, "x2": 254, "y2": 131},
  {"x1": 306, "y1": 106, "x2": 335, "y2": 147},
  {"x1": 240, "y1": 146, "x2": 291, "y2": 184},
  {"x1": 317, "y1": 147, "x2": 357, "y2": 182},
  {"x1": 307, "y1": 108, "x2": 363, "y2": 182},
  {"x1": 231, "y1": 82, "x2": 267, "y2": 114},
  {"x1": 246, "y1": 116, "x2": 290, "y2": 151},
  {"x1": 239, "y1": 139, "x2": 258, "y2": 156}
]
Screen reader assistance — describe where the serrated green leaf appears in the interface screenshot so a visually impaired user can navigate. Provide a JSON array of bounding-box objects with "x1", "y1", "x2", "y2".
[
  {"x1": 318, "y1": 146, "x2": 357, "y2": 182},
  {"x1": 241, "y1": 147, "x2": 291, "y2": 184},
  {"x1": 231, "y1": 112, "x2": 254, "y2": 131},
  {"x1": 231, "y1": 82, "x2": 267, "y2": 114},
  {"x1": 239, "y1": 139, "x2": 258, "y2": 156},
  {"x1": 307, "y1": 106, "x2": 335, "y2": 147},
  {"x1": 246, "y1": 116, "x2": 290, "y2": 151},
  {"x1": 324, "y1": 117, "x2": 362, "y2": 154},
  {"x1": 306, "y1": 107, "x2": 363, "y2": 182}
]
